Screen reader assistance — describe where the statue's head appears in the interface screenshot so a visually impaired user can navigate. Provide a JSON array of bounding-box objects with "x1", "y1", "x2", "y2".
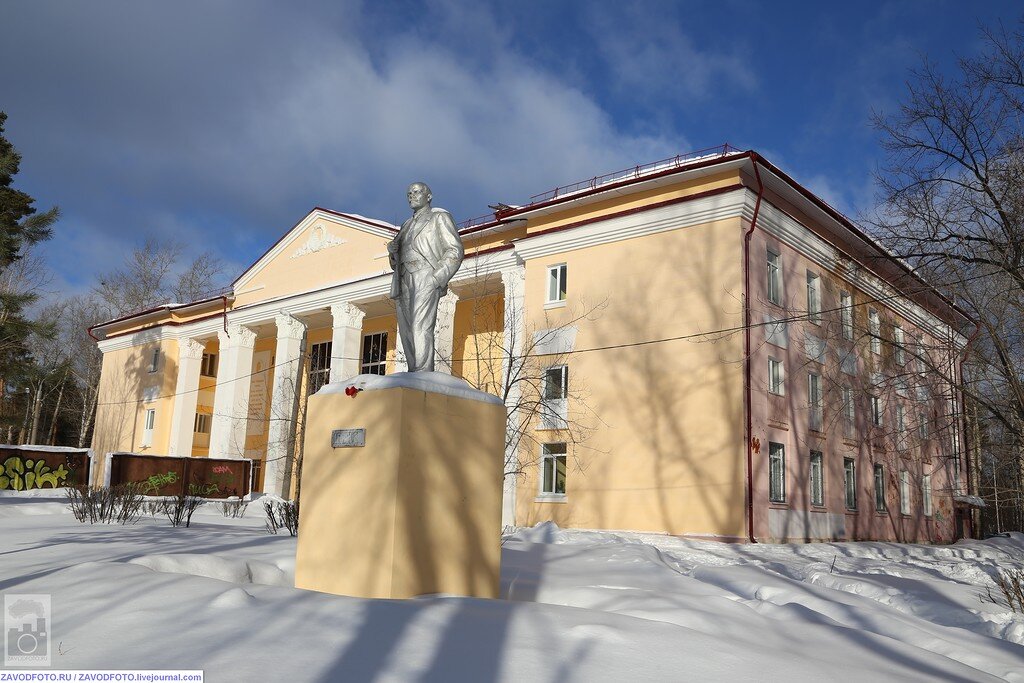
[{"x1": 407, "y1": 182, "x2": 432, "y2": 211}]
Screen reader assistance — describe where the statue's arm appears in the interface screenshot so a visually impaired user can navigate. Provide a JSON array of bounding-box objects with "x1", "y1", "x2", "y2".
[{"x1": 432, "y1": 211, "x2": 464, "y2": 288}]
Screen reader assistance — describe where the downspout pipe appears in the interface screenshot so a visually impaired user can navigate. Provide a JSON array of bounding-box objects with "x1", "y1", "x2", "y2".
[{"x1": 743, "y1": 152, "x2": 765, "y2": 543}]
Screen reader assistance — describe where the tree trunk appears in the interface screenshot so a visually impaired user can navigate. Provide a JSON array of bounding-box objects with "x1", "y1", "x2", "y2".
[
  {"x1": 28, "y1": 383, "x2": 44, "y2": 444},
  {"x1": 79, "y1": 386, "x2": 98, "y2": 448},
  {"x1": 48, "y1": 381, "x2": 65, "y2": 445}
]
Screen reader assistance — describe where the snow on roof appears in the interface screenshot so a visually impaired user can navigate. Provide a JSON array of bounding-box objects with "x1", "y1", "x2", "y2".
[{"x1": 954, "y1": 494, "x2": 986, "y2": 507}]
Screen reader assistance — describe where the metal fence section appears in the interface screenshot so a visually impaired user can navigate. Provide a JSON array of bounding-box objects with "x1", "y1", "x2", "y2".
[
  {"x1": 0, "y1": 446, "x2": 91, "y2": 490},
  {"x1": 108, "y1": 452, "x2": 252, "y2": 498}
]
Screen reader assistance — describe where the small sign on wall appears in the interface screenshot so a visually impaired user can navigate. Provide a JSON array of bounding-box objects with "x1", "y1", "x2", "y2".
[{"x1": 332, "y1": 429, "x2": 366, "y2": 448}]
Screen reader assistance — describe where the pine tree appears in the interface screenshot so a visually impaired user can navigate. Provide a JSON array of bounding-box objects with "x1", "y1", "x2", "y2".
[{"x1": 0, "y1": 111, "x2": 59, "y2": 438}]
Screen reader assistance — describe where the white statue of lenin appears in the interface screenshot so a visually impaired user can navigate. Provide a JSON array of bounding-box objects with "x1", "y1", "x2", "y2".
[{"x1": 387, "y1": 182, "x2": 464, "y2": 372}]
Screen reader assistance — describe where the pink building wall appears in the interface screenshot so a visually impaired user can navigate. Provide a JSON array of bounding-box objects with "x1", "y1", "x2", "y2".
[{"x1": 746, "y1": 223, "x2": 963, "y2": 543}]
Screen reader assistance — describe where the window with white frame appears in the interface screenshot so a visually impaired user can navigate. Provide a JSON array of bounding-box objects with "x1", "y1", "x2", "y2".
[
  {"x1": 874, "y1": 463, "x2": 886, "y2": 511},
  {"x1": 915, "y1": 335, "x2": 926, "y2": 373},
  {"x1": 871, "y1": 394, "x2": 883, "y2": 427},
  {"x1": 918, "y1": 411, "x2": 929, "y2": 439},
  {"x1": 768, "y1": 358, "x2": 785, "y2": 395},
  {"x1": 361, "y1": 332, "x2": 388, "y2": 375},
  {"x1": 868, "y1": 309, "x2": 881, "y2": 355},
  {"x1": 842, "y1": 386, "x2": 855, "y2": 439},
  {"x1": 148, "y1": 348, "x2": 160, "y2": 373},
  {"x1": 922, "y1": 474, "x2": 933, "y2": 516},
  {"x1": 840, "y1": 348, "x2": 858, "y2": 376},
  {"x1": 767, "y1": 248, "x2": 782, "y2": 305},
  {"x1": 841, "y1": 291, "x2": 854, "y2": 340},
  {"x1": 810, "y1": 450, "x2": 824, "y2": 506},
  {"x1": 308, "y1": 341, "x2": 332, "y2": 394},
  {"x1": 193, "y1": 413, "x2": 210, "y2": 434},
  {"x1": 806, "y1": 271, "x2": 821, "y2": 325},
  {"x1": 894, "y1": 325, "x2": 906, "y2": 365},
  {"x1": 899, "y1": 469, "x2": 911, "y2": 515},
  {"x1": 896, "y1": 404, "x2": 907, "y2": 447},
  {"x1": 808, "y1": 373, "x2": 823, "y2": 431},
  {"x1": 952, "y1": 454, "x2": 962, "y2": 494},
  {"x1": 540, "y1": 365, "x2": 569, "y2": 429},
  {"x1": 765, "y1": 314, "x2": 788, "y2": 348},
  {"x1": 201, "y1": 352, "x2": 217, "y2": 377},
  {"x1": 844, "y1": 458, "x2": 857, "y2": 510},
  {"x1": 141, "y1": 409, "x2": 156, "y2": 447},
  {"x1": 546, "y1": 264, "x2": 567, "y2": 304},
  {"x1": 541, "y1": 443, "x2": 567, "y2": 495},
  {"x1": 769, "y1": 442, "x2": 786, "y2": 503}
]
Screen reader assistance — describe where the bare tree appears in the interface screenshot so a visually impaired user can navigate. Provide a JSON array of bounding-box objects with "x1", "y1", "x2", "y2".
[{"x1": 870, "y1": 19, "x2": 1024, "y2": 532}]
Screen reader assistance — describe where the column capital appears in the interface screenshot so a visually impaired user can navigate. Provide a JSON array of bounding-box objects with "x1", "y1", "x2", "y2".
[
  {"x1": 331, "y1": 302, "x2": 366, "y2": 329},
  {"x1": 218, "y1": 324, "x2": 257, "y2": 349},
  {"x1": 178, "y1": 337, "x2": 206, "y2": 360},
  {"x1": 501, "y1": 266, "x2": 525, "y2": 296},
  {"x1": 275, "y1": 312, "x2": 306, "y2": 340}
]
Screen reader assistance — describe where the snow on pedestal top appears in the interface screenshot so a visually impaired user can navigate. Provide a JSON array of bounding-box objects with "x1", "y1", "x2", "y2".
[{"x1": 317, "y1": 371, "x2": 505, "y2": 405}]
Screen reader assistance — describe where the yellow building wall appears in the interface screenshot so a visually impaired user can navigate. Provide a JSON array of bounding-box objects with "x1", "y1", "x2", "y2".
[
  {"x1": 451, "y1": 293, "x2": 504, "y2": 393},
  {"x1": 92, "y1": 338, "x2": 183, "y2": 481},
  {"x1": 514, "y1": 216, "x2": 747, "y2": 537},
  {"x1": 191, "y1": 338, "x2": 219, "y2": 457}
]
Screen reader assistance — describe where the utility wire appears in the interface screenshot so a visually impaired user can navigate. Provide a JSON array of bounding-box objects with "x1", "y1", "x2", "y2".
[{"x1": 92, "y1": 266, "x2": 994, "y2": 407}]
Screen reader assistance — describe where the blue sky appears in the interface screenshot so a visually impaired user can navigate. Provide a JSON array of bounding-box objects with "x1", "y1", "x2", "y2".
[{"x1": 3, "y1": 1, "x2": 1021, "y2": 301}]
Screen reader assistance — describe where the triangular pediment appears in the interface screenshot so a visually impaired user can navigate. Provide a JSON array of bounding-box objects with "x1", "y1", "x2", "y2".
[{"x1": 232, "y1": 208, "x2": 398, "y2": 306}]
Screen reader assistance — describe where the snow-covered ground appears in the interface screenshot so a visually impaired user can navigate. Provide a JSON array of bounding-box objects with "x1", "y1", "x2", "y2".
[{"x1": 2, "y1": 492, "x2": 1023, "y2": 681}]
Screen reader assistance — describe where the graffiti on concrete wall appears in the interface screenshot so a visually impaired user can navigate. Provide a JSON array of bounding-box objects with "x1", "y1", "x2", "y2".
[{"x1": 0, "y1": 456, "x2": 70, "y2": 490}]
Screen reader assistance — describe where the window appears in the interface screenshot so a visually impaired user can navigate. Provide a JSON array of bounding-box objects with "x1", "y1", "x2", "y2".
[
  {"x1": 874, "y1": 464, "x2": 886, "y2": 512},
  {"x1": 769, "y1": 442, "x2": 786, "y2": 503},
  {"x1": 148, "y1": 348, "x2": 160, "y2": 373},
  {"x1": 841, "y1": 291, "x2": 854, "y2": 340},
  {"x1": 844, "y1": 458, "x2": 857, "y2": 510},
  {"x1": 899, "y1": 470, "x2": 911, "y2": 515},
  {"x1": 953, "y1": 455, "x2": 962, "y2": 495},
  {"x1": 193, "y1": 413, "x2": 210, "y2": 434},
  {"x1": 915, "y1": 335, "x2": 926, "y2": 373},
  {"x1": 546, "y1": 264, "x2": 567, "y2": 304},
  {"x1": 804, "y1": 333, "x2": 826, "y2": 364},
  {"x1": 308, "y1": 341, "x2": 332, "y2": 394},
  {"x1": 808, "y1": 373, "x2": 823, "y2": 432},
  {"x1": 361, "y1": 332, "x2": 388, "y2": 375},
  {"x1": 810, "y1": 451, "x2": 824, "y2": 506},
  {"x1": 918, "y1": 411, "x2": 929, "y2": 439},
  {"x1": 896, "y1": 404, "x2": 907, "y2": 447},
  {"x1": 141, "y1": 409, "x2": 156, "y2": 447},
  {"x1": 544, "y1": 365, "x2": 569, "y2": 400},
  {"x1": 541, "y1": 443, "x2": 567, "y2": 495},
  {"x1": 869, "y1": 309, "x2": 881, "y2": 355},
  {"x1": 842, "y1": 386, "x2": 855, "y2": 439},
  {"x1": 765, "y1": 314, "x2": 788, "y2": 348},
  {"x1": 540, "y1": 365, "x2": 569, "y2": 429},
  {"x1": 768, "y1": 358, "x2": 785, "y2": 395},
  {"x1": 806, "y1": 271, "x2": 821, "y2": 325},
  {"x1": 840, "y1": 348, "x2": 858, "y2": 376},
  {"x1": 767, "y1": 249, "x2": 782, "y2": 305},
  {"x1": 871, "y1": 394, "x2": 883, "y2": 427},
  {"x1": 894, "y1": 325, "x2": 906, "y2": 365},
  {"x1": 923, "y1": 474, "x2": 933, "y2": 516},
  {"x1": 200, "y1": 352, "x2": 217, "y2": 377}
]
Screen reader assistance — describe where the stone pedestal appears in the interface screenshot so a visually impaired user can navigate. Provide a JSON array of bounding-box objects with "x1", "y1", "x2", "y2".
[{"x1": 294, "y1": 372, "x2": 506, "y2": 600}]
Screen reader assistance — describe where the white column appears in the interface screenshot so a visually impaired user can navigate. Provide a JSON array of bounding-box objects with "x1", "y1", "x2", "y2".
[
  {"x1": 265, "y1": 313, "x2": 306, "y2": 498},
  {"x1": 208, "y1": 324, "x2": 257, "y2": 459},
  {"x1": 168, "y1": 338, "x2": 205, "y2": 457},
  {"x1": 393, "y1": 325, "x2": 408, "y2": 373},
  {"x1": 500, "y1": 266, "x2": 526, "y2": 528},
  {"x1": 434, "y1": 289, "x2": 460, "y2": 374},
  {"x1": 330, "y1": 302, "x2": 366, "y2": 382}
]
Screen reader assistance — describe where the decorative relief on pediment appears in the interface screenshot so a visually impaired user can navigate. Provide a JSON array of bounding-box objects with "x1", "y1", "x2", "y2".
[{"x1": 290, "y1": 224, "x2": 347, "y2": 258}]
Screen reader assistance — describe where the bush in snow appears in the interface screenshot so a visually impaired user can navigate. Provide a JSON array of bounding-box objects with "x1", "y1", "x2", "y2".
[
  {"x1": 65, "y1": 484, "x2": 145, "y2": 525},
  {"x1": 264, "y1": 499, "x2": 298, "y2": 536},
  {"x1": 220, "y1": 499, "x2": 248, "y2": 518},
  {"x1": 157, "y1": 489, "x2": 206, "y2": 528},
  {"x1": 984, "y1": 568, "x2": 1024, "y2": 613}
]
